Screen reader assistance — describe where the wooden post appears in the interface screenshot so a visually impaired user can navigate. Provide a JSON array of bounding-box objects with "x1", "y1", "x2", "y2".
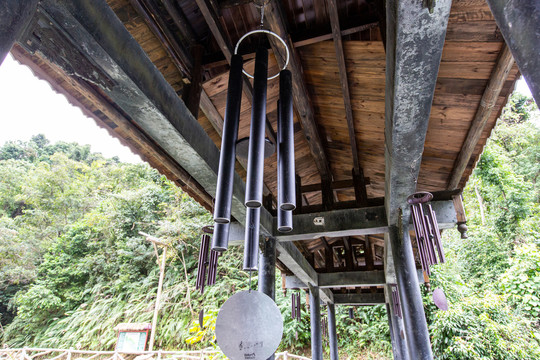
[{"x1": 149, "y1": 246, "x2": 167, "y2": 351}]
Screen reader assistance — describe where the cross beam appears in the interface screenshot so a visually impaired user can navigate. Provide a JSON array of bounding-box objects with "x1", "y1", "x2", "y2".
[
  {"x1": 284, "y1": 270, "x2": 424, "y2": 289},
  {"x1": 333, "y1": 293, "x2": 385, "y2": 305}
]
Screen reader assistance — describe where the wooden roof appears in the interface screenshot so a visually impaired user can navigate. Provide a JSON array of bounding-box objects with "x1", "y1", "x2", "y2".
[{"x1": 10, "y1": 0, "x2": 519, "y2": 279}]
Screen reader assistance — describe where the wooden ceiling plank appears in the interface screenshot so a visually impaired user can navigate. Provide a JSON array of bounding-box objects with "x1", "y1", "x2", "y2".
[
  {"x1": 326, "y1": 0, "x2": 360, "y2": 175},
  {"x1": 262, "y1": 0, "x2": 332, "y2": 181},
  {"x1": 447, "y1": 44, "x2": 514, "y2": 190},
  {"x1": 333, "y1": 293, "x2": 385, "y2": 305}
]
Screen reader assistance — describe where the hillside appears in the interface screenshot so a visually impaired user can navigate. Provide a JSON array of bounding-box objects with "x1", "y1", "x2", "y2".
[{"x1": 1, "y1": 92, "x2": 539, "y2": 359}]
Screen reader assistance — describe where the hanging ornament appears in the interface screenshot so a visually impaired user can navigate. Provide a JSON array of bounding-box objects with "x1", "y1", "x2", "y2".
[
  {"x1": 391, "y1": 284, "x2": 402, "y2": 318},
  {"x1": 408, "y1": 192, "x2": 445, "y2": 276}
]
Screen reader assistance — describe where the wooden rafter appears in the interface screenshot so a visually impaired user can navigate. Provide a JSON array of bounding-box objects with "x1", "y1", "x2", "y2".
[
  {"x1": 447, "y1": 44, "x2": 514, "y2": 190},
  {"x1": 262, "y1": 0, "x2": 332, "y2": 181},
  {"x1": 326, "y1": 0, "x2": 360, "y2": 175},
  {"x1": 194, "y1": 0, "x2": 277, "y2": 144}
]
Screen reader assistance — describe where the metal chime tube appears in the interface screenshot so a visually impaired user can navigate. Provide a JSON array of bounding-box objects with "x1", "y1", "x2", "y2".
[
  {"x1": 277, "y1": 208, "x2": 293, "y2": 232},
  {"x1": 243, "y1": 207, "x2": 260, "y2": 270},
  {"x1": 427, "y1": 204, "x2": 445, "y2": 263},
  {"x1": 278, "y1": 70, "x2": 296, "y2": 211},
  {"x1": 411, "y1": 205, "x2": 429, "y2": 274},
  {"x1": 196, "y1": 234, "x2": 210, "y2": 293},
  {"x1": 212, "y1": 222, "x2": 230, "y2": 252},
  {"x1": 291, "y1": 293, "x2": 296, "y2": 319},
  {"x1": 245, "y1": 47, "x2": 268, "y2": 208},
  {"x1": 214, "y1": 54, "x2": 244, "y2": 225},
  {"x1": 327, "y1": 303, "x2": 339, "y2": 360}
]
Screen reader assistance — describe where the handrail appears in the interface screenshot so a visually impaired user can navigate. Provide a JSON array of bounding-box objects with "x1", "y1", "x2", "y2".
[{"x1": 0, "y1": 349, "x2": 311, "y2": 360}]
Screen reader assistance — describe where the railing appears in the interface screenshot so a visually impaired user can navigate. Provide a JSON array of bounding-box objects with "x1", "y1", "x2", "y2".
[{"x1": 0, "y1": 349, "x2": 310, "y2": 360}]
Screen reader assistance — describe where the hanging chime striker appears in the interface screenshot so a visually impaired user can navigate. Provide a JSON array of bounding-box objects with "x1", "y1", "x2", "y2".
[
  {"x1": 245, "y1": 47, "x2": 268, "y2": 208},
  {"x1": 243, "y1": 207, "x2": 261, "y2": 270},
  {"x1": 277, "y1": 69, "x2": 296, "y2": 211},
  {"x1": 213, "y1": 55, "x2": 244, "y2": 227}
]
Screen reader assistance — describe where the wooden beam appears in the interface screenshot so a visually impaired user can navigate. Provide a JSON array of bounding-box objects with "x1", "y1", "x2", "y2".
[
  {"x1": 447, "y1": 45, "x2": 514, "y2": 190},
  {"x1": 333, "y1": 293, "x2": 385, "y2": 305},
  {"x1": 326, "y1": 0, "x2": 360, "y2": 174},
  {"x1": 194, "y1": 0, "x2": 277, "y2": 144},
  {"x1": 486, "y1": 0, "x2": 540, "y2": 105},
  {"x1": 0, "y1": 0, "x2": 39, "y2": 64},
  {"x1": 262, "y1": 0, "x2": 332, "y2": 181},
  {"x1": 128, "y1": 0, "x2": 192, "y2": 75},
  {"x1": 273, "y1": 201, "x2": 457, "y2": 242},
  {"x1": 162, "y1": 0, "x2": 198, "y2": 43},
  {"x1": 34, "y1": 0, "x2": 274, "y2": 233},
  {"x1": 285, "y1": 270, "x2": 424, "y2": 289},
  {"x1": 293, "y1": 22, "x2": 380, "y2": 48},
  {"x1": 276, "y1": 241, "x2": 334, "y2": 303}
]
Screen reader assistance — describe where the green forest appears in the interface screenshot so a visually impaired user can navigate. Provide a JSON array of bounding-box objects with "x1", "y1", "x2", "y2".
[{"x1": 0, "y1": 92, "x2": 539, "y2": 359}]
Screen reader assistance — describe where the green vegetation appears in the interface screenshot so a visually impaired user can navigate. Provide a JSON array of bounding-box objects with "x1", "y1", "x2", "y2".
[{"x1": 0, "y1": 92, "x2": 539, "y2": 359}]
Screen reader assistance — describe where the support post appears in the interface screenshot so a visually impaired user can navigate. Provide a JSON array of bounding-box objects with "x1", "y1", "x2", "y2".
[
  {"x1": 385, "y1": 289, "x2": 409, "y2": 360},
  {"x1": 258, "y1": 237, "x2": 276, "y2": 300},
  {"x1": 389, "y1": 223, "x2": 431, "y2": 359},
  {"x1": 326, "y1": 303, "x2": 339, "y2": 360},
  {"x1": 0, "y1": 0, "x2": 39, "y2": 64},
  {"x1": 308, "y1": 285, "x2": 323, "y2": 360},
  {"x1": 259, "y1": 237, "x2": 276, "y2": 360},
  {"x1": 149, "y1": 246, "x2": 167, "y2": 351},
  {"x1": 485, "y1": 0, "x2": 540, "y2": 105}
]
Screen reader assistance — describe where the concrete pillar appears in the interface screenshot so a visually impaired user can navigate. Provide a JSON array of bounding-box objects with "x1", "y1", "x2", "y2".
[
  {"x1": 389, "y1": 225, "x2": 433, "y2": 359},
  {"x1": 326, "y1": 303, "x2": 339, "y2": 360},
  {"x1": 258, "y1": 237, "x2": 276, "y2": 360},
  {"x1": 308, "y1": 285, "x2": 323, "y2": 360}
]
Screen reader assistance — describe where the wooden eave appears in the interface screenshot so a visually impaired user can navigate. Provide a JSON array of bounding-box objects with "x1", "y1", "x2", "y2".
[{"x1": 9, "y1": 0, "x2": 519, "y2": 284}]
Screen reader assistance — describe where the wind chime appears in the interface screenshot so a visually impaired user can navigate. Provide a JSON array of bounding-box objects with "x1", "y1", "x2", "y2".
[
  {"x1": 407, "y1": 191, "x2": 449, "y2": 310},
  {"x1": 391, "y1": 284, "x2": 402, "y2": 318},
  {"x1": 210, "y1": 2, "x2": 294, "y2": 276},
  {"x1": 407, "y1": 192, "x2": 445, "y2": 277},
  {"x1": 291, "y1": 291, "x2": 302, "y2": 321},
  {"x1": 213, "y1": 4, "x2": 289, "y2": 359},
  {"x1": 195, "y1": 226, "x2": 221, "y2": 294}
]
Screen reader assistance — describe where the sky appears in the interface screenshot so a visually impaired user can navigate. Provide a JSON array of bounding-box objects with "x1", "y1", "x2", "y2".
[{"x1": 0, "y1": 54, "x2": 535, "y2": 164}]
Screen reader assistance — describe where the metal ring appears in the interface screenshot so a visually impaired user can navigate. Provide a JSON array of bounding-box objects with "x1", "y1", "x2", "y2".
[
  {"x1": 234, "y1": 29, "x2": 290, "y2": 80},
  {"x1": 407, "y1": 192, "x2": 433, "y2": 205}
]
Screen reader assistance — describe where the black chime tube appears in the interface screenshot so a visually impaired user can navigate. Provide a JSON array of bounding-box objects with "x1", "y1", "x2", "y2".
[
  {"x1": 277, "y1": 208, "x2": 293, "y2": 233},
  {"x1": 291, "y1": 293, "x2": 296, "y2": 319},
  {"x1": 211, "y1": 222, "x2": 230, "y2": 252},
  {"x1": 278, "y1": 71, "x2": 296, "y2": 211},
  {"x1": 243, "y1": 207, "x2": 260, "y2": 270},
  {"x1": 214, "y1": 54, "x2": 244, "y2": 224},
  {"x1": 245, "y1": 47, "x2": 268, "y2": 208}
]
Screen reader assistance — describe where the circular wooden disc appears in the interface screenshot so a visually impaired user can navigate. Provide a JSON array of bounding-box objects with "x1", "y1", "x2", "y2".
[{"x1": 215, "y1": 290, "x2": 283, "y2": 360}]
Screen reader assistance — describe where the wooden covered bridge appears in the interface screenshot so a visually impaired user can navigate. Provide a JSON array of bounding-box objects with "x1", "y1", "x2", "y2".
[{"x1": 1, "y1": 0, "x2": 538, "y2": 359}]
